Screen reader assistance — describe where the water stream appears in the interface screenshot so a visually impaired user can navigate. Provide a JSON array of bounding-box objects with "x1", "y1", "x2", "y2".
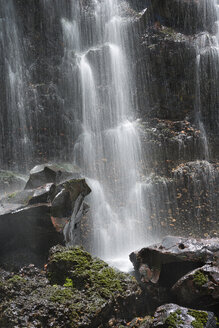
[
  {"x1": 0, "y1": 0, "x2": 32, "y2": 170},
  {"x1": 61, "y1": 0, "x2": 152, "y2": 271}
]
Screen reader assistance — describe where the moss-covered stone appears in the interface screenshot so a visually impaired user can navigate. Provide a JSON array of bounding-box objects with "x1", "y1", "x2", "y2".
[
  {"x1": 164, "y1": 309, "x2": 183, "y2": 328},
  {"x1": 188, "y1": 310, "x2": 208, "y2": 328},
  {"x1": 193, "y1": 270, "x2": 208, "y2": 288},
  {"x1": 49, "y1": 286, "x2": 75, "y2": 303},
  {"x1": 47, "y1": 246, "x2": 128, "y2": 299}
]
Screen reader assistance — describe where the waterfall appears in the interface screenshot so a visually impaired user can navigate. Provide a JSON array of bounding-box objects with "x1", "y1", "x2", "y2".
[
  {"x1": 0, "y1": 0, "x2": 32, "y2": 170},
  {"x1": 61, "y1": 0, "x2": 151, "y2": 271},
  {"x1": 195, "y1": 0, "x2": 219, "y2": 158}
]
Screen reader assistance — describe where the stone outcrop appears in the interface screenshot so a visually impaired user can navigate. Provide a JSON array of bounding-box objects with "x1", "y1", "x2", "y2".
[{"x1": 0, "y1": 164, "x2": 91, "y2": 270}]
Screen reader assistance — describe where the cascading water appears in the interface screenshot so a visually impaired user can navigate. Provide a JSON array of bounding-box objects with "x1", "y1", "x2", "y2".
[
  {"x1": 0, "y1": 0, "x2": 32, "y2": 170},
  {"x1": 61, "y1": 0, "x2": 152, "y2": 271},
  {"x1": 195, "y1": 0, "x2": 219, "y2": 158}
]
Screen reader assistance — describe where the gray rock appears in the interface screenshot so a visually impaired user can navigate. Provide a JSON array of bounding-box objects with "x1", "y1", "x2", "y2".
[
  {"x1": 151, "y1": 303, "x2": 217, "y2": 328},
  {"x1": 24, "y1": 164, "x2": 79, "y2": 190},
  {"x1": 0, "y1": 170, "x2": 26, "y2": 193}
]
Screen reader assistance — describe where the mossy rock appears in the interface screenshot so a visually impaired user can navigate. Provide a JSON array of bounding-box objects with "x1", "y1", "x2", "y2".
[
  {"x1": 193, "y1": 270, "x2": 208, "y2": 288},
  {"x1": 151, "y1": 304, "x2": 217, "y2": 328},
  {"x1": 188, "y1": 310, "x2": 208, "y2": 328},
  {"x1": 47, "y1": 245, "x2": 138, "y2": 300},
  {"x1": 0, "y1": 249, "x2": 142, "y2": 327}
]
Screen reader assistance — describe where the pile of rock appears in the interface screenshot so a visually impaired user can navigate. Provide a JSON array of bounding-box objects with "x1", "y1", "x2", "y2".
[{"x1": 0, "y1": 164, "x2": 91, "y2": 270}]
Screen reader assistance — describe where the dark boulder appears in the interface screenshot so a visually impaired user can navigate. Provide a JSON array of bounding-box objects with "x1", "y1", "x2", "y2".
[
  {"x1": 172, "y1": 265, "x2": 219, "y2": 309},
  {"x1": 130, "y1": 236, "x2": 219, "y2": 287},
  {"x1": 0, "y1": 203, "x2": 63, "y2": 269},
  {"x1": 24, "y1": 163, "x2": 79, "y2": 190},
  {"x1": 151, "y1": 303, "x2": 218, "y2": 328},
  {"x1": 0, "y1": 169, "x2": 91, "y2": 270}
]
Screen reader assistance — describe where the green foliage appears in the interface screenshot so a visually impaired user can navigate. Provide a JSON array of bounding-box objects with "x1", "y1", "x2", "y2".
[
  {"x1": 7, "y1": 275, "x2": 26, "y2": 285},
  {"x1": 50, "y1": 287, "x2": 74, "y2": 303},
  {"x1": 188, "y1": 310, "x2": 208, "y2": 328},
  {"x1": 63, "y1": 278, "x2": 73, "y2": 288},
  {"x1": 165, "y1": 309, "x2": 183, "y2": 328},
  {"x1": 193, "y1": 270, "x2": 208, "y2": 287}
]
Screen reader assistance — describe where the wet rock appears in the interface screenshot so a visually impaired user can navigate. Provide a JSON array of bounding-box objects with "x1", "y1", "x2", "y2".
[
  {"x1": 130, "y1": 236, "x2": 219, "y2": 287},
  {"x1": 0, "y1": 203, "x2": 64, "y2": 269},
  {"x1": 150, "y1": 0, "x2": 217, "y2": 34},
  {"x1": 139, "y1": 119, "x2": 206, "y2": 176},
  {"x1": 0, "y1": 175, "x2": 91, "y2": 270},
  {"x1": 24, "y1": 163, "x2": 78, "y2": 190},
  {"x1": 28, "y1": 183, "x2": 56, "y2": 205},
  {"x1": 135, "y1": 27, "x2": 197, "y2": 121},
  {"x1": 0, "y1": 170, "x2": 26, "y2": 193},
  {"x1": 0, "y1": 247, "x2": 142, "y2": 328},
  {"x1": 151, "y1": 303, "x2": 218, "y2": 328},
  {"x1": 52, "y1": 178, "x2": 91, "y2": 244},
  {"x1": 172, "y1": 265, "x2": 219, "y2": 309}
]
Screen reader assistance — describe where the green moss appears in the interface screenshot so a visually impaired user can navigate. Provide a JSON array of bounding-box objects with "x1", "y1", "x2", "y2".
[
  {"x1": 188, "y1": 310, "x2": 208, "y2": 328},
  {"x1": 50, "y1": 287, "x2": 74, "y2": 303},
  {"x1": 8, "y1": 275, "x2": 26, "y2": 285},
  {"x1": 193, "y1": 270, "x2": 208, "y2": 287},
  {"x1": 48, "y1": 246, "x2": 127, "y2": 299},
  {"x1": 7, "y1": 192, "x2": 17, "y2": 199},
  {"x1": 165, "y1": 310, "x2": 183, "y2": 328}
]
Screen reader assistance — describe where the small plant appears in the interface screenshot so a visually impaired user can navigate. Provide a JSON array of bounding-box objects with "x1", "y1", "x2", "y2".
[
  {"x1": 63, "y1": 278, "x2": 73, "y2": 288},
  {"x1": 193, "y1": 270, "x2": 208, "y2": 287}
]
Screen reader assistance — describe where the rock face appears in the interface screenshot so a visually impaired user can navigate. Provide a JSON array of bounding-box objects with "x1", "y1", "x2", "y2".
[
  {"x1": 129, "y1": 0, "x2": 219, "y2": 240},
  {"x1": 0, "y1": 247, "x2": 142, "y2": 328},
  {"x1": 0, "y1": 164, "x2": 91, "y2": 270}
]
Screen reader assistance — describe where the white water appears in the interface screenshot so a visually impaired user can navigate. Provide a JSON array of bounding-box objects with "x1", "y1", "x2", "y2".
[
  {"x1": 195, "y1": 0, "x2": 219, "y2": 158},
  {"x1": 0, "y1": 0, "x2": 32, "y2": 170},
  {"x1": 62, "y1": 0, "x2": 152, "y2": 270}
]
